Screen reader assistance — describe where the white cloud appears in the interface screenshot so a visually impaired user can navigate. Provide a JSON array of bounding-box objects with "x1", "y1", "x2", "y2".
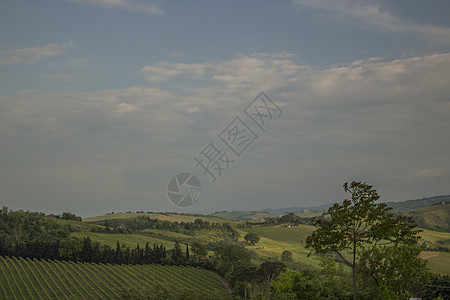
[
  {"x1": 141, "y1": 62, "x2": 210, "y2": 82},
  {"x1": 300, "y1": 54, "x2": 450, "y2": 102},
  {"x1": 115, "y1": 102, "x2": 138, "y2": 114},
  {"x1": 291, "y1": 0, "x2": 450, "y2": 43},
  {"x1": 66, "y1": 0, "x2": 163, "y2": 15},
  {"x1": 0, "y1": 42, "x2": 74, "y2": 66},
  {"x1": 141, "y1": 53, "x2": 305, "y2": 95}
]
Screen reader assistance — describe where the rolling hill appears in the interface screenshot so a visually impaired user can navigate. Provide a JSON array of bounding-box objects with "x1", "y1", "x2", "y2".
[{"x1": 400, "y1": 202, "x2": 450, "y2": 232}]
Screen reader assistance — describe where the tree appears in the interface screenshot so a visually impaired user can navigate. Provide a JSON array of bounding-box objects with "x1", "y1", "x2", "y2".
[
  {"x1": 115, "y1": 241, "x2": 123, "y2": 264},
  {"x1": 171, "y1": 240, "x2": 184, "y2": 265},
  {"x1": 80, "y1": 237, "x2": 93, "y2": 262},
  {"x1": 281, "y1": 250, "x2": 293, "y2": 262},
  {"x1": 306, "y1": 181, "x2": 419, "y2": 300},
  {"x1": 214, "y1": 244, "x2": 252, "y2": 286},
  {"x1": 259, "y1": 261, "x2": 285, "y2": 300},
  {"x1": 271, "y1": 265, "x2": 351, "y2": 300},
  {"x1": 358, "y1": 244, "x2": 431, "y2": 299},
  {"x1": 191, "y1": 241, "x2": 207, "y2": 259},
  {"x1": 60, "y1": 212, "x2": 82, "y2": 222},
  {"x1": 59, "y1": 237, "x2": 81, "y2": 261},
  {"x1": 229, "y1": 262, "x2": 259, "y2": 299},
  {"x1": 244, "y1": 232, "x2": 260, "y2": 245}
]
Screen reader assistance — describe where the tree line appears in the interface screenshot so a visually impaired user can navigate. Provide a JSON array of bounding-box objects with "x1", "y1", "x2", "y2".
[
  {"x1": 92, "y1": 216, "x2": 238, "y2": 239},
  {"x1": 0, "y1": 206, "x2": 190, "y2": 266}
]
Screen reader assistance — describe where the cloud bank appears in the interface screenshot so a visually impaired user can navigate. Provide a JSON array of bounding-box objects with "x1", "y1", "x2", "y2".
[
  {"x1": 0, "y1": 42, "x2": 74, "y2": 66},
  {"x1": 66, "y1": 0, "x2": 163, "y2": 15},
  {"x1": 292, "y1": 0, "x2": 450, "y2": 44},
  {"x1": 1, "y1": 52, "x2": 449, "y2": 215}
]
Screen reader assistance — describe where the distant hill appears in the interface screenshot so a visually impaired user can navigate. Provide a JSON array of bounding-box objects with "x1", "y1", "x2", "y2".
[
  {"x1": 383, "y1": 195, "x2": 450, "y2": 211},
  {"x1": 261, "y1": 203, "x2": 333, "y2": 214},
  {"x1": 400, "y1": 202, "x2": 450, "y2": 233},
  {"x1": 210, "y1": 211, "x2": 279, "y2": 221},
  {"x1": 210, "y1": 195, "x2": 450, "y2": 221},
  {"x1": 211, "y1": 209, "x2": 323, "y2": 220}
]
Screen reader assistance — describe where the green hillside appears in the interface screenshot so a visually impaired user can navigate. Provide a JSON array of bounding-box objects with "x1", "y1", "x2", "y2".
[
  {"x1": 0, "y1": 256, "x2": 230, "y2": 300},
  {"x1": 400, "y1": 202, "x2": 450, "y2": 232},
  {"x1": 77, "y1": 210, "x2": 450, "y2": 275},
  {"x1": 239, "y1": 224, "x2": 450, "y2": 275}
]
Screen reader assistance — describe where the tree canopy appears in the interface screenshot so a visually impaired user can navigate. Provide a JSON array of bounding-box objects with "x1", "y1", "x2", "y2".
[
  {"x1": 306, "y1": 181, "x2": 421, "y2": 300},
  {"x1": 244, "y1": 232, "x2": 260, "y2": 245}
]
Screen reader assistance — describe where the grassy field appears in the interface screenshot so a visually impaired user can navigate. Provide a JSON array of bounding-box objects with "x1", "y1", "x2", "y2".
[
  {"x1": 237, "y1": 226, "x2": 322, "y2": 269},
  {"x1": 242, "y1": 225, "x2": 315, "y2": 242},
  {"x1": 422, "y1": 252, "x2": 450, "y2": 275},
  {"x1": 238, "y1": 225, "x2": 450, "y2": 274},
  {"x1": 0, "y1": 256, "x2": 230, "y2": 299},
  {"x1": 419, "y1": 228, "x2": 450, "y2": 248}
]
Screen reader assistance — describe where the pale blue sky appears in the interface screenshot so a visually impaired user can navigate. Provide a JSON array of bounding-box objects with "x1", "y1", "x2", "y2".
[{"x1": 1, "y1": 0, "x2": 450, "y2": 216}]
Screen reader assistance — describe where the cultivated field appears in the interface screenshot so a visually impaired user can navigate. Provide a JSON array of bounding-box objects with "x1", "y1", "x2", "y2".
[{"x1": 0, "y1": 256, "x2": 230, "y2": 299}]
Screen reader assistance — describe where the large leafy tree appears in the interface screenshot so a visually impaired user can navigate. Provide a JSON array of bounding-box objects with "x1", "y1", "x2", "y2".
[
  {"x1": 259, "y1": 261, "x2": 285, "y2": 300},
  {"x1": 244, "y1": 232, "x2": 260, "y2": 245},
  {"x1": 306, "y1": 181, "x2": 419, "y2": 300}
]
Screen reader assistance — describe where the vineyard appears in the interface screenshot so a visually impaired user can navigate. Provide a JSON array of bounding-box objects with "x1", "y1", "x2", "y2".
[{"x1": 0, "y1": 256, "x2": 230, "y2": 299}]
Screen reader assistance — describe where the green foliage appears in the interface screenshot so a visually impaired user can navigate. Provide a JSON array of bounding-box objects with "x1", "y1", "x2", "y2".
[
  {"x1": 171, "y1": 240, "x2": 185, "y2": 265},
  {"x1": 270, "y1": 269, "x2": 305, "y2": 300},
  {"x1": 359, "y1": 244, "x2": 431, "y2": 299},
  {"x1": 213, "y1": 243, "x2": 252, "y2": 288},
  {"x1": 88, "y1": 215, "x2": 238, "y2": 238},
  {"x1": 61, "y1": 212, "x2": 82, "y2": 222},
  {"x1": 244, "y1": 232, "x2": 260, "y2": 245},
  {"x1": 260, "y1": 260, "x2": 286, "y2": 297},
  {"x1": 281, "y1": 250, "x2": 293, "y2": 262},
  {"x1": 59, "y1": 237, "x2": 81, "y2": 261},
  {"x1": 0, "y1": 206, "x2": 72, "y2": 258},
  {"x1": 191, "y1": 241, "x2": 208, "y2": 262},
  {"x1": 306, "y1": 181, "x2": 420, "y2": 299},
  {"x1": 412, "y1": 274, "x2": 450, "y2": 300},
  {"x1": 271, "y1": 259, "x2": 352, "y2": 300}
]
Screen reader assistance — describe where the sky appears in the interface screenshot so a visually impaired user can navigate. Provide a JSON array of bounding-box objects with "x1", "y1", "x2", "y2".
[{"x1": 1, "y1": 0, "x2": 450, "y2": 217}]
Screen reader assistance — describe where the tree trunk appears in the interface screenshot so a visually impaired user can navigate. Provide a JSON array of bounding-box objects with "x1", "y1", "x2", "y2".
[
  {"x1": 251, "y1": 282, "x2": 255, "y2": 300},
  {"x1": 352, "y1": 237, "x2": 357, "y2": 300},
  {"x1": 244, "y1": 282, "x2": 247, "y2": 299}
]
